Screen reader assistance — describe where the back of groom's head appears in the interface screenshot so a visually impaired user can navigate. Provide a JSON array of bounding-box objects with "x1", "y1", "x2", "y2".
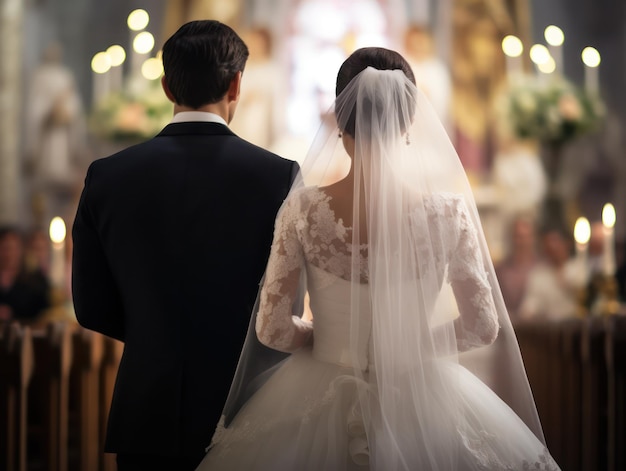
[{"x1": 162, "y1": 20, "x2": 249, "y2": 109}]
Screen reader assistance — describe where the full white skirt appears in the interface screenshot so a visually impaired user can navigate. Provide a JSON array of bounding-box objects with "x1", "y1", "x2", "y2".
[{"x1": 196, "y1": 348, "x2": 559, "y2": 471}]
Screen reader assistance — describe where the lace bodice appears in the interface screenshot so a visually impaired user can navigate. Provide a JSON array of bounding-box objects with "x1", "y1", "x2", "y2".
[{"x1": 255, "y1": 187, "x2": 499, "y2": 355}]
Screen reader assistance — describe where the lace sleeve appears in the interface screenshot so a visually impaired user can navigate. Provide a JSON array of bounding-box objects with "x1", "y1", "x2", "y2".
[
  {"x1": 255, "y1": 193, "x2": 313, "y2": 353},
  {"x1": 447, "y1": 197, "x2": 499, "y2": 351}
]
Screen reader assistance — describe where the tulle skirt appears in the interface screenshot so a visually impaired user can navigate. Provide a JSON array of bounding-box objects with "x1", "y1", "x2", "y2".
[{"x1": 196, "y1": 347, "x2": 559, "y2": 471}]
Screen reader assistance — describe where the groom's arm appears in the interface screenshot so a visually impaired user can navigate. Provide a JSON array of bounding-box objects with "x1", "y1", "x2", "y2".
[{"x1": 72, "y1": 164, "x2": 125, "y2": 341}]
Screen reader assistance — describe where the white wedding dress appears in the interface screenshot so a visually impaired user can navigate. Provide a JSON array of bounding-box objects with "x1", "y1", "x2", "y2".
[{"x1": 196, "y1": 187, "x2": 559, "y2": 471}]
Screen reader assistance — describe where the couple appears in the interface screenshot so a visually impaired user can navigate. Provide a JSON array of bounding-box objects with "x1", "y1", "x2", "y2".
[{"x1": 72, "y1": 20, "x2": 559, "y2": 471}]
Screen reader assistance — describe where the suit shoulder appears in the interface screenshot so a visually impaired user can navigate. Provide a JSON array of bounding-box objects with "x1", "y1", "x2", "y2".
[{"x1": 234, "y1": 138, "x2": 295, "y2": 167}]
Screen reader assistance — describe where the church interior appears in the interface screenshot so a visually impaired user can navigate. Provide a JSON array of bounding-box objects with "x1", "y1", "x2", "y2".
[{"x1": 0, "y1": 0, "x2": 625, "y2": 469}]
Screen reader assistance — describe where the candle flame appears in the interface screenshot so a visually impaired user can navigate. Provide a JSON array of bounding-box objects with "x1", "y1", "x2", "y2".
[
  {"x1": 574, "y1": 217, "x2": 591, "y2": 245},
  {"x1": 49, "y1": 217, "x2": 66, "y2": 244},
  {"x1": 582, "y1": 47, "x2": 601, "y2": 68},
  {"x1": 502, "y1": 35, "x2": 523, "y2": 58},
  {"x1": 602, "y1": 203, "x2": 616, "y2": 228},
  {"x1": 544, "y1": 25, "x2": 564, "y2": 47}
]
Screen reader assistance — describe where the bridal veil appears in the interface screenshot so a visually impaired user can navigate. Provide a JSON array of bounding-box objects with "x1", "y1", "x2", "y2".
[{"x1": 219, "y1": 61, "x2": 546, "y2": 470}]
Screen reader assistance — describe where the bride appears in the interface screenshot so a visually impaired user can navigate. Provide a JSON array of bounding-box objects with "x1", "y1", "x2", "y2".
[{"x1": 197, "y1": 47, "x2": 560, "y2": 470}]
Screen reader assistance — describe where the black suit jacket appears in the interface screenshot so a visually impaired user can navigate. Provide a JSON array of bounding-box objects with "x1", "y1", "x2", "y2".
[{"x1": 72, "y1": 122, "x2": 299, "y2": 457}]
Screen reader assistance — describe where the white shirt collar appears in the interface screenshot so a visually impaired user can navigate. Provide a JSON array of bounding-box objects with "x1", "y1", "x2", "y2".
[{"x1": 170, "y1": 111, "x2": 228, "y2": 126}]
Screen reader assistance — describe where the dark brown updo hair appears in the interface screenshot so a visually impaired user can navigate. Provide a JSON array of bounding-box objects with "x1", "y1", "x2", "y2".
[{"x1": 335, "y1": 47, "x2": 416, "y2": 137}]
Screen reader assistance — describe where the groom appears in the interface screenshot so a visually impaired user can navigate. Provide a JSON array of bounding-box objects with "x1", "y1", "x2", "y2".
[{"x1": 72, "y1": 20, "x2": 299, "y2": 470}]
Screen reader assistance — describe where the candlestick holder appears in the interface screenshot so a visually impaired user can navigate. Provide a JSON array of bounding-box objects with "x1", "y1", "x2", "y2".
[
  {"x1": 589, "y1": 274, "x2": 620, "y2": 316},
  {"x1": 576, "y1": 284, "x2": 589, "y2": 318}
]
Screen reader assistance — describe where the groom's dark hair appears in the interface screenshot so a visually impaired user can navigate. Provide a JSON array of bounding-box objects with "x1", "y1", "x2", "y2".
[
  {"x1": 336, "y1": 47, "x2": 416, "y2": 137},
  {"x1": 162, "y1": 20, "x2": 249, "y2": 109}
]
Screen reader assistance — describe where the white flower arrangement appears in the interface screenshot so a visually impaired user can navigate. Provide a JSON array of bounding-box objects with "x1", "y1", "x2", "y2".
[
  {"x1": 90, "y1": 80, "x2": 173, "y2": 141},
  {"x1": 499, "y1": 75, "x2": 605, "y2": 144}
]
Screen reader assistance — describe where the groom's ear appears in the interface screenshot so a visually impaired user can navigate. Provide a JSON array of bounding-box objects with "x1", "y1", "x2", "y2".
[
  {"x1": 161, "y1": 76, "x2": 176, "y2": 103},
  {"x1": 226, "y1": 71, "x2": 242, "y2": 103}
]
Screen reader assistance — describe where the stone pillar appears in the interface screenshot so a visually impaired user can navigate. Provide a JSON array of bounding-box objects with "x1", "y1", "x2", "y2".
[{"x1": 0, "y1": 0, "x2": 23, "y2": 225}]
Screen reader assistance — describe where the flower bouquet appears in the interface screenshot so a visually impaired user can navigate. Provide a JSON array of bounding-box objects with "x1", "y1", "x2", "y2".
[
  {"x1": 89, "y1": 80, "x2": 173, "y2": 141},
  {"x1": 501, "y1": 75, "x2": 605, "y2": 145}
]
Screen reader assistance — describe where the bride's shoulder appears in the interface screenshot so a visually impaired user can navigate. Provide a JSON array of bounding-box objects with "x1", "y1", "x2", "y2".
[
  {"x1": 280, "y1": 186, "x2": 326, "y2": 219},
  {"x1": 285, "y1": 186, "x2": 327, "y2": 206}
]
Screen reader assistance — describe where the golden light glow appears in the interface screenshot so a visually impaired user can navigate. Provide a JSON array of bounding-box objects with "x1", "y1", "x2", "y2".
[
  {"x1": 529, "y1": 44, "x2": 551, "y2": 65},
  {"x1": 538, "y1": 57, "x2": 556, "y2": 74},
  {"x1": 502, "y1": 35, "x2": 523, "y2": 58},
  {"x1": 133, "y1": 31, "x2": 155, "y2": 54},
  {"x1": 574, "y1": 217, "x2": 591, "y2": 245},
  {"x1": 107, "y1": 45, "x2": 126, "y2": 66},
  {"x1": 544, "y1": 25, "x2": 564, "y2": 46},
  {"x1": 602, "y1": 203, "x2": 616, "y2": 228},
  {"x1": 127, "y1": 9, "x2": 149, "y2": 31},
  {"x1": 49, "y1": 217, "x2": 67, "y2": 244},
  {"x1": 141, "y1": 57, "x2": 164, "y2": 80},
  {"x1": 582, "y1": 47, "x2": 601, "y2": 68},
  {"x1": 91, "y1": 52, "x2": 112, "y2": 74}
]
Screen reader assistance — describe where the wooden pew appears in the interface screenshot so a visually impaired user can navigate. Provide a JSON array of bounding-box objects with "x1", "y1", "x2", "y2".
[
  {"x1": 70, "y1": 327, "x2": 104, "y2": 471},
  {"x1": 559, "y1": 317, "x2": 583, "y2": 471},
  {"x1": 605, "y1": 315, "x2": 626, "y2": 471},
  {"x1": 581, "y1": 316, "x2": 608, "y2": 471},
  {"x1": 31, "y1": 321, "x2": 74, "y2": 471},
  {"x1": 0, "y1": 323, "x2": 34, "y2": 471},
  {"x1": 99, "y1": 336, "x2": 123, "y2": 471}
]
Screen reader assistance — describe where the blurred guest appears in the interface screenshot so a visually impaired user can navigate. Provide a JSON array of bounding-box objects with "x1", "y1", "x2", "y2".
[
  {"x1": 25, "y1": 227, "x2": 51, "y2": 277},
  {"x1": 586, "y1": 221, "x2": 605, "y2": 277},
  {"x1": 229, "y1": 27, "x2": 283, "y2": 149},
  {"x1": 495, "y1": 216, "x2": 538, "y2": 320},
  {"x1": 519, "y1": 228, "x2": 584, "y2": 321},
  {"x1": 0, "y1": 227, "x2": 50, "y2": 323},
  {"x1": 403, "y1": 24, "x2": 452, "y2": 133}
]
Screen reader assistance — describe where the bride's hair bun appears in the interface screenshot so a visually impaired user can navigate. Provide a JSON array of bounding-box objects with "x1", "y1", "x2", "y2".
[{"x1": 335, "y1": 47, "x2": 416, "y2": 137}]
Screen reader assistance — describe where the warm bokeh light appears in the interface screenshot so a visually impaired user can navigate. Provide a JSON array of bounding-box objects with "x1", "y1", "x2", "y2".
[
  {"x1": 602, "y1": 203, "x2": 616, "y2": 228},
  {"x1": 107, "y1": 45, "x2": 126, "y2": 67},
  {"x1": 141, "y1": 57, "x2": 164, "y2": 80},
  {"x1": 537, "y1": 57, "x2": 556, "y2": 74},
  {"x1": 544, "y1": 25, "x2": 565, "y2": 46},
  {"x1": 582, "y1": 47, "x2": 601, "y2": 68},
  {"x1": 49, "y1": 217, "x2": 66, "y2": 244},
  {"x1": 502, "y1": 35, "x2": 523, "y2": 57},
  {"x1": 529, "y1": 44, "x2": 551, "y2": 65},
  {"x1": 127, "y1": 9, "x2": 149, "y2": 31},
  {"x1": 91, "y1": 52, "x2": 112, "y2": 74},
  {"x1": 574, "y1": 217, "x2": 591, "y2": 245},
  {"x1": 133, "y1": 31, "x2": 155, "y2": 54}
]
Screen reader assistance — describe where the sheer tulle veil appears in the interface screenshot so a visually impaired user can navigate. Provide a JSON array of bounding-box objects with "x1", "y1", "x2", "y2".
[{"x1": 219, "y1": 55, "x2": 545, "y2": 469}]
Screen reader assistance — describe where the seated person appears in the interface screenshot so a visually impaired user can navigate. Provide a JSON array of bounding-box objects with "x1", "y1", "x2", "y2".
[
  {"x1": 518, "y1": 227, "x2": 585, "y2": 321},
  {"x1": 495, "y1": 216, "x2": 538, "y2": 321},
  {"x1": 0, "y1": 227, "x2": 51, "y2": 323}
]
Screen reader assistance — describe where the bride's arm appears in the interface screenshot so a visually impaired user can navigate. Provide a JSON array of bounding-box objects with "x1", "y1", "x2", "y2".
[
  {"x1": 256, "y1": 194, "x2": 313, "y2": 353},
  {"x1": 447, "y1": 198, "x2": 500, "y2": 351}
]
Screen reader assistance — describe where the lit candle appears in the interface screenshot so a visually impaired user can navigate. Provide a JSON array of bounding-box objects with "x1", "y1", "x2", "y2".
[
  {"x1": 582, "y1": 46, "x2": 601, "y2": 94},
  {"x1": 107, "y1": 45, "x2": 126, "y2": 92},
  {"x1": 49, "y1": 217, "x2": 67, "y2": 289},
  {"x1": 544, "y1": 25, "x2": 564, "y2": 74},
  {"x1": 602, "y1": 203, "x2": 616, "y2": 276},
  {"x1": 91, "y1": 51, "x2": 112, "y2": 105},
  {"x1": 529, "y1": 44, "x2": 552, "y2": 79},
  {"x1": 574, "y1": 216, "x2": 591, "y2": 283},
  {"x1": 502, "y1": 35, "x2": 523, "y2": 82},
  {"x1": 127, "y1": 9, "x2": 150, "y2": 81}
]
